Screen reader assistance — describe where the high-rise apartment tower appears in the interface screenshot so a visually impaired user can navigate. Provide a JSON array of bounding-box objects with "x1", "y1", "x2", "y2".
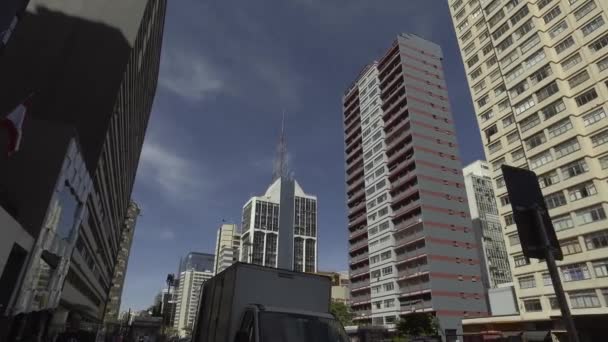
[
  {"x1": 343, "y1": 33, "x2": 488, "y2": 334},
  {"x1": 463, "y1": 160, "x2": 512, "y2": 288},
  {"x1": 214, "y1": 223, "x2": 241, "y2": 274},
  {"x1": 449, "y1": 0, "x2": 608, "y2": 332}
]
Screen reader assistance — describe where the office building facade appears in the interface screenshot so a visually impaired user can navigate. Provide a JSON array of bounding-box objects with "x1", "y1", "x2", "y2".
[
  {"x1": 448, "y1": 0, "x2": 608, "y2": 332},
  {"x1": 240, "y1": 177, "x2": 318, "y2": 273},
  {"x1": 343, "y1": 33, "x2": 488, "y2": 334},
  {"x1": 213, "y1": 223, "x2": 241, "y2": 274},
  {"x1": 0, "y1": 0, "x2": 167, "y2": 336},
  {"x1": 173, "y1": 269, "x2": 213, "y2": 337},
  {"x1": 463, "y1": 160, "x2": 512, "y2": 288}
]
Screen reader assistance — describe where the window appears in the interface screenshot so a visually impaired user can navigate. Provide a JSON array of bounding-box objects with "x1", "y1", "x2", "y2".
[
  {"x1": 553, "y1": 215, "x2": 575, "y2": 232},
  {"x1": 480, "y1": 110, "x2": 494, "y2": 122},
  {"x1": 508, "y1": 132, "x2": 521, "y2": 144},
  {"x1": 582, "y1": 107, "x2": 606, "y2": 126},
  {"x1": 589, "y1": 33, "x2": 608, "y2": 52},
  {"x1": 561, "y1": 238, "x2": 582, "y2": 255},
  {"x1": 380, "y1": 250, "x2": 391, "y2": 260},
  {"x1": 555, "y1": 36, "x2": 575, "y2": 54},
  {"x1": 543, "y1": 6, "x2": 562, "y2": 24},
  {"x1": 548, "y1": 119, "x2": 573, "y2": 138},
  {"x1": 496, "y1": 36, "x2": 514, "y2": 53},
  {"x1": 479, "y1": 30, "x2": 490, "y2": 42},
  {"x1": 569, "y1": 182, "x2": 597, "y2": 201},
  {"x1": 505, "y1": 65, "x2": 524, "y2": 82},
  {"x1": 371, "y1": 270, "x2": 381, "y2": 278},
  {"x1": 592, "y1": 259, "x2": 608, "y2": 277},
  {"x1": 576, "y1": 88, "x2": 599, "y2": 106},
  {"x1": 600, "y1": 155, "x2": 608, "y2": 169},
  {"x1": 545, "y1": 191, "x2": 567, "y2": 209},
  {"x1": 523, "y1": 49, "x2": 545, "y2": 69},
  {"x1": 503, "y1": 115, "x2": 515, "y2": 128},
  {"x1": 485, "y1": 0, "x2": 501, "y2": 14},
  {"x1": 549, "y1": 20, "x2": 569, "y2": 38},
  {"x1": 581, "y1": 16, "x2": 604, "y2": 36},
  {"x1": 561, "y1": 53, "x2": 582, "y2": 71},
  {"x1": 537, "y1": 0, "x2": 553, "y2": 10},
  {"x1": 458, "y1": 20, "x2": 470, "y2": 32},
  {"x1": 496, "y1": 176, "x2": 505, "y2": 188},
  {"x1": 561, "y1": 263, "x2": 591, "y2": 281},
  {"x1": 574, "y1": 1, "x2": 597, "y2": 21},
  {"x1": 498, "y1": 99, "x2": 510, "y2": 111},
  {"x1": 526, "y1": 132, "x2": 547, "y2": 150},
  {"x1": 501, "y1": 51, "x2": 519, "y2": 67},
  {"x1": 505, "y1": 213, "x2": 515, "y2": 226},
  {"x1": 473, "y1": 81, "x2": 487, "y2": 94},
  {"x1": 542, "y1": 273, "x2": 553, "y2": 286},
  {"x1": 384, "y1": 282, "x2": 395, "y2": 291},
  {"x1": 482, "y1": 44, "x2": 494, "y2": 56},
  {"x1": 598, "y1": 56, "x2": 608, "y2": 71},
  {"x1": 381, "y1": 266, "x2": 393, "y2": 276},
  {"x1": 370, "y1": 255, "x2": 380, "y2": 264},
  {"x1": 585, "y1": 229, "x2": 608, "y2": 249},
  {"x1": 518, "y1": 275, "x2": 536, "y2": 289},
  {"x1": 486, "y1": 125, "x2": 498, "y2": 141},
  {"x1": 488, "y1": 141, "x2": 502, "y2": 154},
  {"x1": 514, "y1": 97, "x2": 535, "y2": 115},
  {"x1": 384, "y1": 299, "x2": 396, "y2": 308},
  {"x1": 523, "y1": 299, "x2": 542, "y2": 312},
  {"x1": 511, "y1": 6, "x2": 529, "y2": 25},
  {"x1": 591, "y1": 130, "x2": 608, "y2": 147},
  {"x1": 486, "y1": 55, "x2": 498, "y2": 68},
  {"x1": 495, "y1": 85, "x2": 506, "y2": 97},
  {"x1": 510, "y1": 81, "x2": 529, "y2": 98},
  {"x1": 530, "y1": 150, "x2": 553, "y2": 169},
  {"x1": 539, "y1": 170, "x2": 560, "y2": 188},
  {"x1": 500, "y1": 194, "x2": 511, "y2": 207},
  {"x1": 515, "y1": 20, "x2": 535, "y2": 40},
  {"x1": 514, "y1": 254, "x2": 530, "y2": 267},
  {"x1": 554, "y1": 138, "x2": 580, "y2": 158},
  {"x1": 509, "y1": 234, "x2": 520, "y2": 246},
  {"x1": 520, "y1": 34, "x2": 540, "y2": 54},
  {"x1": 577, "y1": 206, "x2": 607, "y2": 226},
  {"x1": 371, "y1": 285, "x2": 381, "y2": 294},
  {"x1": 570, "y1": 290, "x2": 600, "y2": 309},
  {"x1": 529, "y1": 64, "x2": 552, "y2": 85},
  {"x1": 540, "y1": 99, "x2": 565, "y2": 120},
  {"x1": 467, "y1": 54, "x2": 480, "y2": 68},
  {"x1": 561, "y1": 159, "x2": 588, "y2": 179},
  {"x1": 470, "y1": 68, "x2": 483, "y2": 80},
  {"x1": 488, "y1": 10, "x2": 505, "y2": 28},
  {"x1": 549, "y1": 297, "x2": 559, "y2": 310},
  {"x1": 569, "y1": 70, "x2": 591, "y2": 89},
  {"x1": 492, "y1": 23, "x2": 510, "y2": 41}
]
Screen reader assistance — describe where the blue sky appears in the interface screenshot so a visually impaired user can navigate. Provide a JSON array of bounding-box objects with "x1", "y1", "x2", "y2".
[{"x1": 121, "y1": 0, "x2": 485, "y2": 311}]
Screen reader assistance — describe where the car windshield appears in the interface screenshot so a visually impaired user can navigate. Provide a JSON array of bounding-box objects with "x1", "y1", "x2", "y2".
[{"x1": 259, "y1": 311, "x2": 349, "y2": 342}]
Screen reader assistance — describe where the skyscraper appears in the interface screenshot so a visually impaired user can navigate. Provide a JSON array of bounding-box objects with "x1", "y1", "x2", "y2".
[
  {"x1": 449, "y1": 0, "x2": 608, "y2": 334},
  {"x1": 104, "y1": 201, "x2": 141, "y2": 322},
  {"x1": 214, "y1": 223, "x2": 241, "y2": 274},
  {"x1": 463, "y1": 161, "x2": 512, "y2": 288},
  {"x1": 173, "y1": 252, "x2": 214, "y2": 337},
  {"x1": 0, "y1": 0, "x2": 167, "y2": 335},
  {"x1": 240, "y1": 120, "x2": 318, "y2": 273},
  {"x1": 343, "y1": 33, "x2": 488, "y2": 334}
]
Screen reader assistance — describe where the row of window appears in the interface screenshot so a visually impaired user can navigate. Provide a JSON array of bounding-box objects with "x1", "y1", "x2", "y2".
[{"x1": 522, "y1": 288, "x2": 608, "y2": 312}]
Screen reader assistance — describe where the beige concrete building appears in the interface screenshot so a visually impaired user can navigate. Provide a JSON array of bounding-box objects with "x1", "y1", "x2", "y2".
[
  {"x1": 448, "y1": 0, "x2": 608, "y2": 338},
  {"x1": 213, "y1": 223, "x2": 240, "y2": 274}
]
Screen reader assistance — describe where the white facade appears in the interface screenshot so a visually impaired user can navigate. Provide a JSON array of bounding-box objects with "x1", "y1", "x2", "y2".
[
  {"x1": 449, "y1": 0, "x2": 608, "y2": 320},
  {"x1": 214, "y1": 223, "x2": 241, "y2": 274},
  {"x1": 240, "y1": 178, "x2": 318, "y2": 272},
  {"x1": 173, "y1": 269, "x2": 213, "y2": 337}
]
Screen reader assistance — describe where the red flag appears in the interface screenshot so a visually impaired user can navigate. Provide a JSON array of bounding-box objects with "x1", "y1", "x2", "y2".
[{"x1": 1, "y1": 96, "x2": 31, "y2": 156}]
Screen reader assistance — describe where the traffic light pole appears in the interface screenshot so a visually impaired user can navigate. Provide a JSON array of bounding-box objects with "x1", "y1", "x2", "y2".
[{"x1": 535, "y1": 209, "x2": 580, "y2": 342}]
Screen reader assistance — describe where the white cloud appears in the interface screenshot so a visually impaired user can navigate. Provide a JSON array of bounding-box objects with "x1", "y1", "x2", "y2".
[
  {"x1": 138, "y1": 139, "x2": 206, "y2": 200},
  {"x1": 159, "y1": 48, "x2": 224, "y2": 102}
]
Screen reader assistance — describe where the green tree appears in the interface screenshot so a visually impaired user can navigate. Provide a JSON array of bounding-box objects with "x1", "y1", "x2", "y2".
[
  {"x1": 396, "y1": 313, "x2": 440, "y2": 338},
  {"x1": 330, "y1": 301, "x2": 354, "y2": 327}
]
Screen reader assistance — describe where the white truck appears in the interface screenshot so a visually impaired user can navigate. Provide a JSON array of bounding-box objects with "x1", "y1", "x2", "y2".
[{"x1": 191, "y1": 263, "x2": 349, "y2": 342}]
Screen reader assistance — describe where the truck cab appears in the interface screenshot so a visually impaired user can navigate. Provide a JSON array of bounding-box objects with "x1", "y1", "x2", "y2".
[{"x1": 234, "y1": 305, "x2": 349, "y2": 342}]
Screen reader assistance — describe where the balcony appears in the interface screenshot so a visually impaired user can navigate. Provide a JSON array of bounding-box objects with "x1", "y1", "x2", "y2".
[
  {"x1": 346, "y1": 143, "x2": 363, "y2": 162},
  {"x1": 346, "y1": 156, "x2": 363, "y2": 175},
  {"x1": 382, "y1": 84, "x2": 406, "y2": 108},
  {"x1": 350, "y1": 265, "x2": 369, "y2": 277},
  {"x1": 380, "y1": 70, "x2": 403, "y2": 99},
  {"x1": 348, "y1": 200, "x2": 366, "y2": 217},
  {"x1": 344, "y1": 115, "x2": 360, "y2": 135},
  {"x1": 386, "y1": 131, "x2": 412, "y2": 156},
  {"x1": 393, "y1": 201, "x2": 421, "y2": 222},
  {"x1": 344, "y1": 99, "x2": 359, "y2": 118},
  {"x1": 400, "y1": 299, "x2": 433, "y2": 313},
  {"x1": 351, "y1": 294, "x2": 371, "y2": 304},
  {"x1": 393, "y1": 213, "x2": 423, "y2": 232},
  {"x1": 347, "y1": 176, "x2": 364, "y2": 192},
  {"x1": 349, "y1": 252, "x2": 369, "y2": 265},
  {"x1": 383, "y1": 95, "x2": 408, "y2": 123},
  {"x1": 379, "y1": 46, "x2": 400, "y2": 75},
  {"x1": 348, "y1": 213, "x2": 366, "y2": 227},
  {"x1": 347, "y1": 188, "x2": 365, "y2": 206},
  {"x1": 350, "y1": 279, "x2": 370, "y2": 291},
  {"x1": 346, "y1": 168, "x2": 364, "y2": 186},
  {"x1": 349, "y1": 238, "x2": 368, "y2": 252},
  {"x1": 349, "y1": 227, "x2": 367, "y2": 240},
  {"x1": 384, "y1": 103, "x2": 409, "y2": 130},
  {"x1": 389, "y1": 158, "x2": 415, "y2": 181},
  {"x1": 387, "y1": 145, "x2": 414, "y2": 170},
  {"x1": 345, "y1": 126, "x2": 361, "y2": 145},
  {"x1": 391, "y1": 187, "x2": 419, "y2": 208},
  {"x1": 352, "y1": 310, "x2": 372, "y2": 319},
  {"x1": 390, "y1": 171, "x2": 416, "y2": 192}
]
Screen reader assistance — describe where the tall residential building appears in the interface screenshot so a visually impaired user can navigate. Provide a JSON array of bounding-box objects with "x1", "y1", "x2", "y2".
[
  {"x1": 0, "y1": 0, "x2": 166, "y2": 337},
  {"x1": 449, "y1": 0, "x2": 608, "y2": 335},
  {"x1": 173, "y1": 253, "x2": 214, "y2": 337},
  {"x1": 213, "y1": 223, "x2": 241, "y2": 274},
  {"x1": 103, "y1": 201, "x2": 141, "y2": 322},
  {"x1": 342, "y1": 33, "x2": 488, "y2": 334},
  {"x1": 239, "y1": 122, "x2": 318, "y2": 273},
  {"x1": 463, "y1": 161, "x2": 512, "y2": 289}
]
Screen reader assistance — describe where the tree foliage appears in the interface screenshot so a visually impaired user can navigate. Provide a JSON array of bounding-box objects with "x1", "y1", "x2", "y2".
[
  {"x1": 330, "y1": 301, "x2": 354, "y2": 327},
  {"x1": 396, "y1": 313, "x2": 440, "y2": 337}
]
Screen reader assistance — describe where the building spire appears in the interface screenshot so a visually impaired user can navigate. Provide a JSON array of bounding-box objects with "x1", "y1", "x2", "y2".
[{"x1": 272, "y1": 110, "x2": 289, "y2": 181}]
